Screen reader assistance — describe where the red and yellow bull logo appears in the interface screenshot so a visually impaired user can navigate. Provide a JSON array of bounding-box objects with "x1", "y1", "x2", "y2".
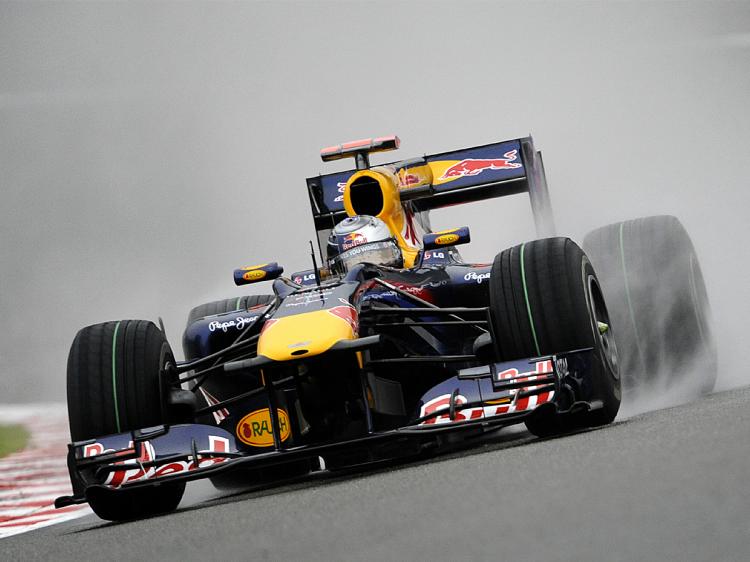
[
  {"x1": 327, "y1": 304, "x2": 359, "y2": 335},
  {"x1": 438, "y1": 150, "x2": 522, "y2": 180},
  {"x1": 342, "y1": 232, "x2": 366, "y2": 250}
]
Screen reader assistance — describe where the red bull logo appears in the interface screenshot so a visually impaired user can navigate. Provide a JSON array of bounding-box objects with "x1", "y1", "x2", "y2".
[
  {"x1": 342, "y1": 232, "x2": 366, "y2": 250},
  {"x1": 419, "y1": 393, "x2": 482, "y2": 425},
  {"x1": 83, "y1": 436, "x2": 230, "y2": 487},
  {"x1": 439, "y1": 150, "x2": 522, "y2": 180},
  {"x1": 328, "y1": 304, "x2": 359, "y2": 334},
  {"x1": 334, "y1": 181, "x2": 347, "y2": 202}
]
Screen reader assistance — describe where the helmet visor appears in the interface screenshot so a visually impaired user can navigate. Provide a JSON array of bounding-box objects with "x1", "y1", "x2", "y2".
[{"x1": 330, "y1": 240, "x2": 402, "y2": 273}]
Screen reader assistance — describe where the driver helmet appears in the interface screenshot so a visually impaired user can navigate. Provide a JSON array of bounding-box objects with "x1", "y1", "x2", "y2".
[{"x1": 327, "y1": 215, "x2": 403, "y2": 274}]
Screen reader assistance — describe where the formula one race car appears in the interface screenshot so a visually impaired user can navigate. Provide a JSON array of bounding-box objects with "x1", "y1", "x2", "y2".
[{"x1": 57, "y1": 135, "x2": 714, "y2": 521}]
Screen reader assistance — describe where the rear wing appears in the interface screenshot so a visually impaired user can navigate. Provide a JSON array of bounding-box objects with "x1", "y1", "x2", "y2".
[{"x1": 306, "y1": 136, "x2": 555, "y2": 238}]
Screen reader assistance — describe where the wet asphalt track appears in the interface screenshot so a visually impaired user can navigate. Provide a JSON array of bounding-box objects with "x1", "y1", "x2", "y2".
[{"x1": 5, "y1": 386, "x2": 750, "y2": 561}]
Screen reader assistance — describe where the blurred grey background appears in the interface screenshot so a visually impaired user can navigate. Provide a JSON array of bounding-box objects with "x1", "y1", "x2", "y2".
[{"x1": 1, "y1": 1, "x2": 748, "y2": 403}]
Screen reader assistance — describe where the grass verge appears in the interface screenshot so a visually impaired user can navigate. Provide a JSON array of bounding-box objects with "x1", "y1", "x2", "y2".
[{"x1": 0, "y1": 424, "x2": 30, "y2": 458}]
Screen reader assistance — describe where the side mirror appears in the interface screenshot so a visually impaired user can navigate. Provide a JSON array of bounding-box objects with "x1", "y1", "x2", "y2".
[
  {"x1": 234, "y1": 262, "x2": 284, "y2": 286},
  {"x1": 423, "y1": 227, "x2": 471, "y2": 251}
]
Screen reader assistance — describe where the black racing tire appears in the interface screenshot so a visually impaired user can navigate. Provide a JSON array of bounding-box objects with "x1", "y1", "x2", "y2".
[
  {"x1": 84, "y1": 484, "x2": 186, "y2": 522},
  {"x1": 185, "y1": 294, "x2": 274, "y2": 327},
  {"x1": 583, "y1": 215, "x2": 716, "y2": 396},
  {"x1": 489, "y1": 237, "x2": 621, "y2": 437},
  {"x1": 67, "y1": 320, "x2": 185, "y2": 521}
]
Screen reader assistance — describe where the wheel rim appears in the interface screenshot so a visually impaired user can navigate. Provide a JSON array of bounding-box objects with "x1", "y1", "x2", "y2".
[{"x1": 588, "y1": 275, "x2": 619, "y2": 379}]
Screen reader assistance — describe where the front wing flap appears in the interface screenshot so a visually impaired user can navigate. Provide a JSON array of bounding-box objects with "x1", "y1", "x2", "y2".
[{"x1": 415, "y1": 347, "x2": 595, "y2": 426}]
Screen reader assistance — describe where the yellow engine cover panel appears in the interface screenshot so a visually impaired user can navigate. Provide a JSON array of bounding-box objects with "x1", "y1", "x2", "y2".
[{"x1": 257, "y1": 308, "x2": 357, "y2": 362}]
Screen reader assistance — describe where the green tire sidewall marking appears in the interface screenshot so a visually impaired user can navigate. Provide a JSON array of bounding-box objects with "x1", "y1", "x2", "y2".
[
  {"x1": 111, "y1": 321, "x2": 122, "y2": 433},
  {"x1": 688, "y1": 253, "x2": 709, "y2": 351},
  {"x1": 619, "y1": 222, "x2": 646, "y2": 371},
  {"x1": 520, "y1": 243, "x2": 541, "y2": 356}
]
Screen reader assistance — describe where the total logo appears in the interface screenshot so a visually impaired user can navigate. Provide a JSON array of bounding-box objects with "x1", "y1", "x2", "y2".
[
  {"x1": 439, "y1": 150, "x2": 522, "y2": 180},
  {"x1": 236, "y1": 408, "x2": 291, "y2": 447},
  {"x1": 464, "y1": 271, "x2": 491, "y2": 284}
]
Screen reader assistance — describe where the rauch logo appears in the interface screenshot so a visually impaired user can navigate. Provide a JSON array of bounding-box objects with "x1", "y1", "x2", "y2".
[{"x1": 236, "y1": 408, "x2": 291, "y2": 447}]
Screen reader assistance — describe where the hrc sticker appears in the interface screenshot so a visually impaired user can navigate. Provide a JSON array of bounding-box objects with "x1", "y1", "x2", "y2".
[{"x1": 236, "y1": 408, "x2": 291, "y2": 447}]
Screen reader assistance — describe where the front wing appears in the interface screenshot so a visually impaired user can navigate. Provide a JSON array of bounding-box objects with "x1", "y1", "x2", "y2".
[{"x1": 56, "y1": 348, "x2": 598, "y2": 509}]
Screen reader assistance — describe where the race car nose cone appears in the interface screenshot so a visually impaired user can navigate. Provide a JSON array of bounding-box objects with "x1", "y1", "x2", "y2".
[{"x1": 258, "y1": 308, "x2": 357, "y2": 362}]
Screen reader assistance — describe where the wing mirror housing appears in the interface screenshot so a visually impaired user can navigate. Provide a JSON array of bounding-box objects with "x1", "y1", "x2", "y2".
[
  {"x1": 422, "y1": 227, "x2": 471, "y2": 251},
  {"x1": 234, "y1": 262, "x2": 284, "y2": 286}
]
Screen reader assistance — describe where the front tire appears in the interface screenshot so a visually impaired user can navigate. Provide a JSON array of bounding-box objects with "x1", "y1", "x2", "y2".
[
  {"x1": 489, "y1": 237, "x2": 621, "y2": 436},
  {"x1": 67, "y1": 320, "x2": 185, "y2": 521}
]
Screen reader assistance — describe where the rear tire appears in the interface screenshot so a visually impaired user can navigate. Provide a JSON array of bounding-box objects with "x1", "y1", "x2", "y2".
[
  {"x1": 489, "y1": 238, "x2": 621, "y2": 436},
  {"x1": 67, "y1": 320, "x2": 185, "y2": 521},
  {"x1": 185, "y1": 294, "x2": 274, "y2": 327},
  {"x1": 583, "y1": 216, "x2": 716, "y2": 396}
]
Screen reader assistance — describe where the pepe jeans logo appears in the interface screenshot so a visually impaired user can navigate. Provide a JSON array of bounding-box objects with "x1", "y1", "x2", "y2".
[
  {"x1": 208, "y1": 316, "x2": 259, "y2": 332},
  {"x1": 464, "y1": 271, "x2": 491, "y2": 284}
]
